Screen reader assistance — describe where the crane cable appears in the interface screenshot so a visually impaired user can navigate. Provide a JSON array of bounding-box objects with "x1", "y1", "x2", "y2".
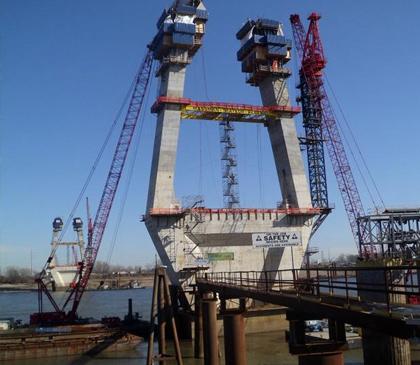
[
  {"x1": 200, "y1": 47, "x2": 221, "y2": 205},
  {"x1": 256, "y1": 125, "x2": 264, "y2": 207},
  {"x1": 325, "y1": 75, "x2": 385, "y2": 209},
  {"x1": 59, "y1": 68, "x2": 143, "y2": 308},
  {"x1": 105, "y1": 61, "x2": 154, "y2": 265},
  {"x1": 39, "y1": 73, "x2": 138, "y2": 279},
  {"x1": 291, "y1": 38, "x2": 384, "y2": 212},
  {"x1": 331, "y1": 103, "x2": 379, "y2": 210},
  {"x1": 59, "y1": 78, "x2": 137, "y2": 242}
]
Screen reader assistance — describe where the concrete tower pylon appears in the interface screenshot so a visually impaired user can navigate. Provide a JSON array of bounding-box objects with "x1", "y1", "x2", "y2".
[
  {"x1": 145, "y1": 1, "x2": 209, "y2": 284},
  {"x1": 259, "y1": 76, "x2": 312, "y2": 208},
  {"x1": 146, "y1": 65, "x2": 187, "y2": 211},
  {"x1": 145, "y1": 8, "x2": 317, "y2": 289},
  {"x1": 237, "y1": 18, "x2": 312, "y2": 209}
]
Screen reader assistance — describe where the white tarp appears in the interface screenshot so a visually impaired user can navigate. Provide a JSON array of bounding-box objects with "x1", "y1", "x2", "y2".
[{"x1": 252, "y1": 231, "x2": 301, "y2": 248}]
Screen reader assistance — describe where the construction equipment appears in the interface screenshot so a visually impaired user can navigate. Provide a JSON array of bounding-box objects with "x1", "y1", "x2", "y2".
[
  {"x1": 290, "y1": 13, "x2": 366, "y2": 254},
  {"x1": 31, "y1": 49, "x2": 153, "y2": 325}
]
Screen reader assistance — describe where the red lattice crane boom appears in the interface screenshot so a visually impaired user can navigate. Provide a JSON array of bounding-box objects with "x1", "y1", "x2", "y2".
[
  {"x1": 290, "y1": 13, "x2": 366, "y2": 254},
  {"x1": 65, "y1": 50, "x2": 153, "y2": 319},
  {"x1": 31, "y1": 50, "x2": 153, "y2": 324}
]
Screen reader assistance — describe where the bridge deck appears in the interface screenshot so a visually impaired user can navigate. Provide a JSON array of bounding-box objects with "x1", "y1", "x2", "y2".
[{"x1": 196, "y1": 266, "x2": 420, "y2": 339}]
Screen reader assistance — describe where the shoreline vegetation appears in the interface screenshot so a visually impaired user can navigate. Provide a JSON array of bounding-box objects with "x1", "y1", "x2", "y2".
[{"x1": 0, "y1": 261, "x2": 155, "y2": 291}]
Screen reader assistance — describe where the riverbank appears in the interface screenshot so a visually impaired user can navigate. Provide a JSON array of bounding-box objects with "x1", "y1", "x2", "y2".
[{"x1": 0, "y1": 273, "x2": 155, "y2": 292}]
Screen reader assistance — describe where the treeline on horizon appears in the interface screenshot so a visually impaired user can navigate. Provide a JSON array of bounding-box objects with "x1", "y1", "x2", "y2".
[{"x1": 0, "y1": 261, "x2": 156, "y2": 284}]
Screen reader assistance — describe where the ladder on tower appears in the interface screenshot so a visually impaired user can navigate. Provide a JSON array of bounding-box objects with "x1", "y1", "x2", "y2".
[{"x1": 219, "y1": 120, "x2": 240, "y2": 208}]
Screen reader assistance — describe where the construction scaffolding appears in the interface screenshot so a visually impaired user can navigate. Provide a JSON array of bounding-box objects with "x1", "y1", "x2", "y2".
[
  {"x1": 151, "y1": 97, "x2": 301, "y2": 122},
  {"x1": 219, "y1": 121, "x2": 240, "y2": 208}
]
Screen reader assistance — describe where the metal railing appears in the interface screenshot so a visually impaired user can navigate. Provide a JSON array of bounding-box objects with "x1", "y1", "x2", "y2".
[{"x1": 197, "y1": 265, "x2": 420, "y2": 314}]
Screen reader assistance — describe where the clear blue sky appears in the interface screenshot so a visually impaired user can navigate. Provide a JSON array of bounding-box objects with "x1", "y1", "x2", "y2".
[{"x1": 1, "y1": 0, "x2": 420, "y2": 270}]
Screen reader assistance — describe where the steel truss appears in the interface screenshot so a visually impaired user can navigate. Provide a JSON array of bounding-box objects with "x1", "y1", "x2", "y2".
[{"x1": 358, "y1": 209, "x2": 420, "y2": 259}]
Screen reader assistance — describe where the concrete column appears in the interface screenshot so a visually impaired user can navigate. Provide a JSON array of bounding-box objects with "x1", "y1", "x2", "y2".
[
  {"x1": 298, "y1": 352, "x2": 344, "y2": 365},
  {"x1": 258, "y1": 76, "x2": 311, "y2": 208},
  {"x1": 194, "y1": 293, "x2": 204, "y2": 359},
  {"x1": 146, "y1": 65, "x2": 187, "y2": 211},
  {"x1": 202, "y1": 298, "x2": 219, "y2": 365},
  {"x1": 223, "y1": 312, "x2": 247, "y2": 365}
]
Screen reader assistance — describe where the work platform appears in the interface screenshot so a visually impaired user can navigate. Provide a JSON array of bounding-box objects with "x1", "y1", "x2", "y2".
[
  {"x1": 196, "y1": 265, "x2": 420, "y2": 339},
  {"x1": 148, "y1": 207, "x2": 321, "y2": 217},
  {"x1": 151, "y1": 96, "x2": 301, "y2": 122}
]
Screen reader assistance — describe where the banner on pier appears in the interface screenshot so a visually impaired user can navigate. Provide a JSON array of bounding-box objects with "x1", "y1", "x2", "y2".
[
  {"x1": 252, "y1": 231, "x2": 301, "y2": 248},
  {"x1": 207, "y1": 252, "x2": 234, "y2": 261}
]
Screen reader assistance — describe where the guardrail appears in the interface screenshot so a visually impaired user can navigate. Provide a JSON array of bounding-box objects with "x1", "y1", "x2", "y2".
[{"x1": 197, "y1": 265, "x2": 420, "y2": 313}]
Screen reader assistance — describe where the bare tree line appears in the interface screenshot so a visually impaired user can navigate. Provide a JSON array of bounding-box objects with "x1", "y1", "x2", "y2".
[
  {"x1": 0, "y1": 261, "x2": 156, "y2": 284},
  {"x1": 0, "y1": 267, "x2": 33, "y2": 284}
]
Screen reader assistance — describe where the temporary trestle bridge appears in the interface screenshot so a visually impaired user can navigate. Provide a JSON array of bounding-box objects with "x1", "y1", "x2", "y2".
[{"x1": 196, "y1": 265, "x2": 420, "y2": 339}]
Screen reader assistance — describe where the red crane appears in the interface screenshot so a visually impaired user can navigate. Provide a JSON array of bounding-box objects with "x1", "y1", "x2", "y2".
[
  {"x1": 290, "y1": 14, "x2": 367, "y2": 255},
  {"x1": 31, "y1": 49, "x2": 153, "y2": 325}
]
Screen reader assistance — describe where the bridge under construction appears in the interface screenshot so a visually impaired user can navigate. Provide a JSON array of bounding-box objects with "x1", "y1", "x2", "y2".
[
  {"x1": 21, "y1": 1, "x2": 420, "y2": 365},
  {"x1": 141, "y1": 2, "x2": 419, "y2": 365}
]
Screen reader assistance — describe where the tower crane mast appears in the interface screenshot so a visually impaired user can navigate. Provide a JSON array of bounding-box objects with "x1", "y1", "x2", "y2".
[
  {"x1": 31, "y1": 49, "x2": 153, "y2": 324},
  {"x1": 290, "y1": 13, "x2": 366, "y2": 254}
]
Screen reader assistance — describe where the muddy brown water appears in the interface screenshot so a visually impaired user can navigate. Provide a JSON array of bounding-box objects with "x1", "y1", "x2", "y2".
[{"x1": 0, "y1": 289, "x2": 368, "y2": 364}]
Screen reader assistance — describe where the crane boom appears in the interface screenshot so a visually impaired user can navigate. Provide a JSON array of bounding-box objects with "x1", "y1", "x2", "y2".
[
  {"x1": 290, "y1": 14, "x2": 365, "y2": 251},
  {"x1": 65, "y1": 50, "x2": 153, "y2": 318}
]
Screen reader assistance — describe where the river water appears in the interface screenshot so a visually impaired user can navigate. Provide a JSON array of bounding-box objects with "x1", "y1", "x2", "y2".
[{"x1": 0, "y1": 289, "x2": 366, "y2": 364}]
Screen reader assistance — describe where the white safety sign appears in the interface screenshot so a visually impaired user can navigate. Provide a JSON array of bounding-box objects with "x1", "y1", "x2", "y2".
[{"x1": 252, "y1": 231, "x2": 301, "y2": 248}]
